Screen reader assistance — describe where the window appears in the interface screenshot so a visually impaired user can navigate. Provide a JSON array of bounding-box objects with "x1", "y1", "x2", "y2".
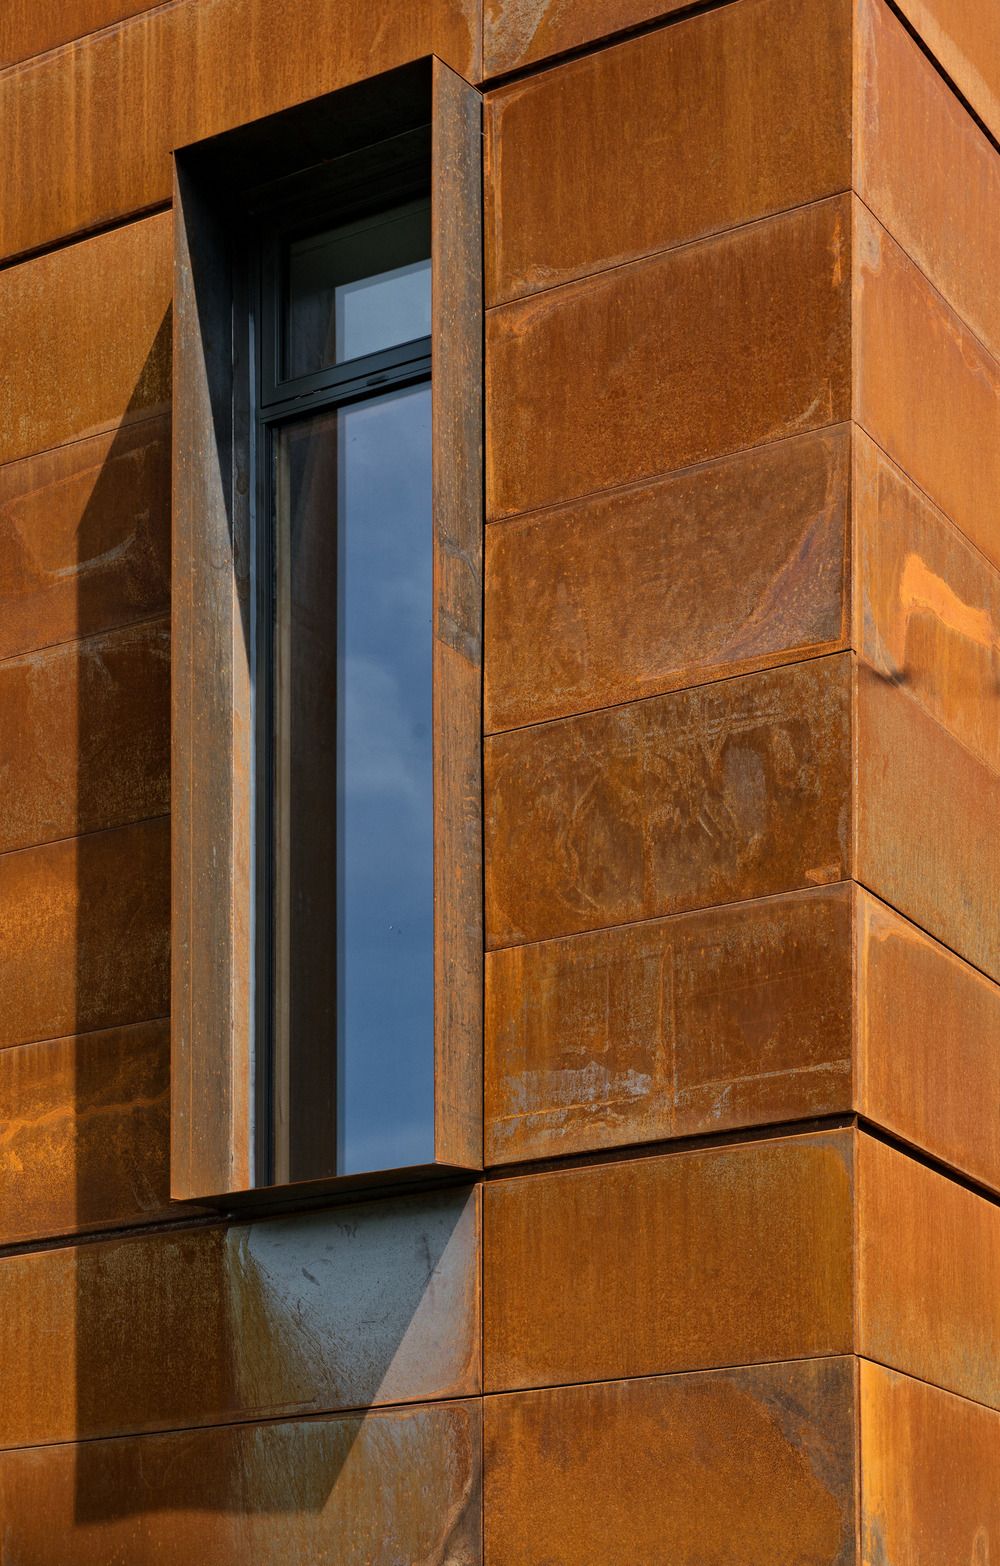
[{"x1": 172, "y1": 61, "x2": 482, "y2": 1202}]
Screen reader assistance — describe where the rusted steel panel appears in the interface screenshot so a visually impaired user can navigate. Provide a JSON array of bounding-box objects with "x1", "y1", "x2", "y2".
[
  {"x1": 0, "y1": 215, "x2": 171, "y2": 469},
  {"x1": 485, "y1": 652, "x2": 852, "y2": 949},
  {"x1": 486, "y1": 885, "x2": 854, "y2": 1165},
  {"x1": 0, "y1": 1187, "x2": 479, "y2": 1449},
  {"x1": 486, "y1": 0, "x2": 852, "y2": 305},
  {"x1": 855, "y1": 0, "x2": 999, "y2": 358},
  {"x1": 857, "y1": 1132, "x2": 1000, "y2": 1410},
  {"x1": 0, "y1": 0, "x2": 479, "y2": 264},
  {"x1": 0, "y1": 0, "x2": 159, "y2": 69},
  {"x1": 485, "y1": 427, "x2": 851, "y2": 732},
  {"x1": 0, "y1": 815, "x2": 169, "y2": 1051},
  {"x1": 853, "y1": 428, "x2": 1000, "y2": 777},
  {"x1": 485, "y1": 1359, "x2": 856, "y2": 1564},
  {"x1": 860, "y1": 1361, "x2": 1000, "y2": 1564},
  {"x1": 485, "y1": 0, "x2": 704, "y2": 75},
  {"x1": 893, "y1": 0, "x2": 999, "y2": 140},
  {"x1": 0, "y1": 1020, "x2": 171, "y2": 1246},
  {"x1": 487, "y1": 196, "x2": 852, "y2": 521},
  {"x1": 855, "y1": 659, "x2": 1000, "y2": 982},
  {"x1": 484, "y1": 1132, "x2": 854, "y2": 1391},
  {"x1": 0, "y1": 1400, "x2": 482, "y2": 1562},
  {"x1": 0, "y1": 618, "x2": 169, "y2": 856},
  {"x1": 858, "y1": 892, "x2": 1000, "y2": 1197},
  {"x1": 853, "y1": 201, "x2": 1000, "y2": 572},
  {"x1": 0, "y1": 416, "x2": 170, "y2": 664}
]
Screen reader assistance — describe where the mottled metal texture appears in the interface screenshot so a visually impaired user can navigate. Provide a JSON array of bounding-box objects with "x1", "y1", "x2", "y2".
[
  {"x1": 0, "y1": 1187, "x2": 479, "y2": 1448},
  {"x1": 853, "y1": 428, "x2": 1000, "y2": 778},
  {"x1": 0, "y1": 1, "x2": 161, "y2": 67},
  {"x1": 485, "y1": 427, "x2": 851, "y2": 731},
  {"x1": 893, "y1": 0, "x2": 999, "y2": 139},
  {"x1": 484, "y1": 1132, "x2": 855, "y2": 1391},
  {"x1": 0, "y1": 618, "x2": 169, "y2": 855},
  {"x1": 853, "y1": 199, "x2": 1000, "y2": 573},
  {"x1": 857, "y1": 1133, "x2": 1000, "y2": 1410},
  {"x1": 855, "y1": 656, "x2": 1000, "y2": 982},
  {"x1": 485, "y1": 1359, "x2": 856, "y2": 1564},
  {"x1": 0, "y1": 1401, "x2": 482, "y2": 1563},
  {"x1": 486, "y1": 885, "x2": 854, "y2": 1164},
  {"x1": 486, "y1": 652, "x2": 852, "y2": 949},
  {"x1": 855, "y1": 0, "x2": 998, "y2": 359},
  {"x1": 487, "y1": 194, "x2": 852, "y2": 520},
  {"x1": 857, "y1": 891, "x2": 1000, "y2": 1197},
  {"x1": 0, "y1": 0, "x2": 480, "y2": 263},
  {"x1": 484, "y1": 0, "x2": 710, "y2": 76},
  {"x1": 0, "y1": 816, "x2": 169, "y2": 1051},
  {"x1": 860, "y1": 1361, "x2": 1000, "y2": 1563},
  {"x1": 0, "y1": 417, "x2": 170, "y2": 663},
  {"x1": 0, "y1": 1020, "x2": 171, "y2": 1246},
  {"x1": 0, "y1": 214, "x2": 171, "y2": 468},
  {"x1": 486, "y1": 0, "x2": 852, "y2": 304}
]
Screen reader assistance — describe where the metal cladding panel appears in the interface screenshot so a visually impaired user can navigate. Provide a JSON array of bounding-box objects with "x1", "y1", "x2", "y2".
[
  {"x1": 858, "y1": 1134, "x2": 1000, "y2": 1411},
  {"x1": 485, "y1": 427, "x2": 851, "y2": 733},
  {"x1": 0, "y1": 1021, "x2": 172, "y2": 1247},
  {"x1": 0, "y1": 1187, "x2": 480, "y2": 1448},
  {"x1": 0, "y1": 0, "x2": 479, "y2": 263},
  {"x1": 486, "y1": 0, "x2": 852, "y2": 304},
  {"x1": 856, "y1": 0, "x2": 999, "y2": 359},
  {"x1": 486, "y1": 195, "x2": 852, "y2": 521},
  {"x1": 0, "y1": 214, "x2": 171, "y2": 469},
  {"x1": 486, "y1": 652, "x2": 852, "y2": 949},
  {"x1": 855, "y1": 658, "x2": 1000, "y2": 983},
  {"x1": 892, "y1": 0, "x2": 1000, "y2": 140},
  {"x1": 485, "y1": 1359, "x2": 856, "y2": 1565},
  {"x1": 484, "y1": 1132, "x2": 855, "y2": 1391},
  {"x1": 853, "y1": 428, "x2": 1000, "y2": 779},
  {"x1": 486, "y1": 885, "x2": 854, "y2": 1165},
  {"x1": 0, "y1": 618, "x2": 169, "y2": 856},
  {"x1": 853, "y1": 202, "x2": 1000, "y2": 573},
  {"x1": 0, "y1": 1400, "x2": 482, "y2": 1563},
  {"x1": 857, "y1": 891, "x2": 1000, "y2": 1197},
  {"x1": 860, "y1": 1361, "x2": 1000, "y2": 1562},
  {"x1": 0, "y1": 1, "x2": 160, "y2": 69},
  {"x1": 0, "y1": 816, "x2": 170, "y2": 1052}
]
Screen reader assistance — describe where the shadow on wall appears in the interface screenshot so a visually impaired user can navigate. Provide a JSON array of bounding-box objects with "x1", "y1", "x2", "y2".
[{"x1": 63, "y1": 317, "x2": 480, "y2": 1555}]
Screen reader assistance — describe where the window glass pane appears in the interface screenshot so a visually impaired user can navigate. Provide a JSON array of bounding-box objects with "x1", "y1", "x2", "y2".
[
  {"x1": 275, "y1": 381, "x2": 434, "y2": 1179},
  {"x1": 285, "y1": 201, "x2": 431, "y2": 378}
]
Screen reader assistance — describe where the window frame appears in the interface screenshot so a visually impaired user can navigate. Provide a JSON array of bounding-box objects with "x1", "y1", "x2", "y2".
[{"x1": 171, "y1": 58, "x2": 483, "y2": 1206}]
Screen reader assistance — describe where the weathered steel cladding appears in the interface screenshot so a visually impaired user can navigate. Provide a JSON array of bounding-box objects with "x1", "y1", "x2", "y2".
[
  {"x1": 484, "y1": 1132, "x2": 855, "y2": 1391},
  {"x1": 0, "y1": 617, "x2": 169, "y2": 856},
  {"x1": 860, "y1": 1361, "x2": 1000, "y2": 1562},
  {"x1": 0, "y1": 215, "x2": 171, "y2": 469},
  {"x1": 0, "y1": 416, "x2": 170, "y2": 663},
  {"x1": 0, "y1": 1, "x2": 162, "y2": 69},
  {"x1": 486, "y1": 885, "x2": 855, "y2": 1164},
  {"x1": 0, "y1": 1400, "x2": 482, "y2": 1564},
  {"x1": 486, "y1": 195, "x2": 853, "y2": 520},
  {"x1": 0, "y1": 1020, "x2": 171, "y2": 1246},
  {"x1": 486, "y1": 652, "x2": 853, "y2": 949},
  {"x1": 0, "y1": 0, "x2": 479, "y2": 262},
  {"x1": 486, "y1": 427, "x2": 851, "y2": 732},
  {"x1": 891, "y1": 0, "x2": 1000, "y2": 139},
  {"x1": 0, "y1": 816, "x2": 169, "y2": 1051},
  {"x1": 854, "y1": 203, "x2": 1000, "y2": 573},
  {"x1": 0, "y1": 1187, "x2": 479, "y2": 1448},
  {"x1": 856, "y1": 0, "x2": 999, "y2": 360},
  {"x1": 485, "y1": 1358, "x2": 856, "y2": 1565},
  {"x1": 485, "y1": 0, "x2": 852, "y2": 304},
  {"x1": 486, "y1": 1129, "x2": 1000, "y2": 1410}
]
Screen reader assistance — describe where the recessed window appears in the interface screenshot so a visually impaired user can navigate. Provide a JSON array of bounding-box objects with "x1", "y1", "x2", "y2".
[
  {"x1": 255, "y1": 190, "x2": 435, "y2": 1182},
  {"x1": 171, "y1": 60, "x2": 483, "y2": 1203}
]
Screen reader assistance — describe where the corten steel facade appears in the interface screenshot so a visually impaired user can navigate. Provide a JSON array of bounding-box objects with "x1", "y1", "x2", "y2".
[{"x1": 0, "y1": 0, "x2": 997, "y2": 1559}]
